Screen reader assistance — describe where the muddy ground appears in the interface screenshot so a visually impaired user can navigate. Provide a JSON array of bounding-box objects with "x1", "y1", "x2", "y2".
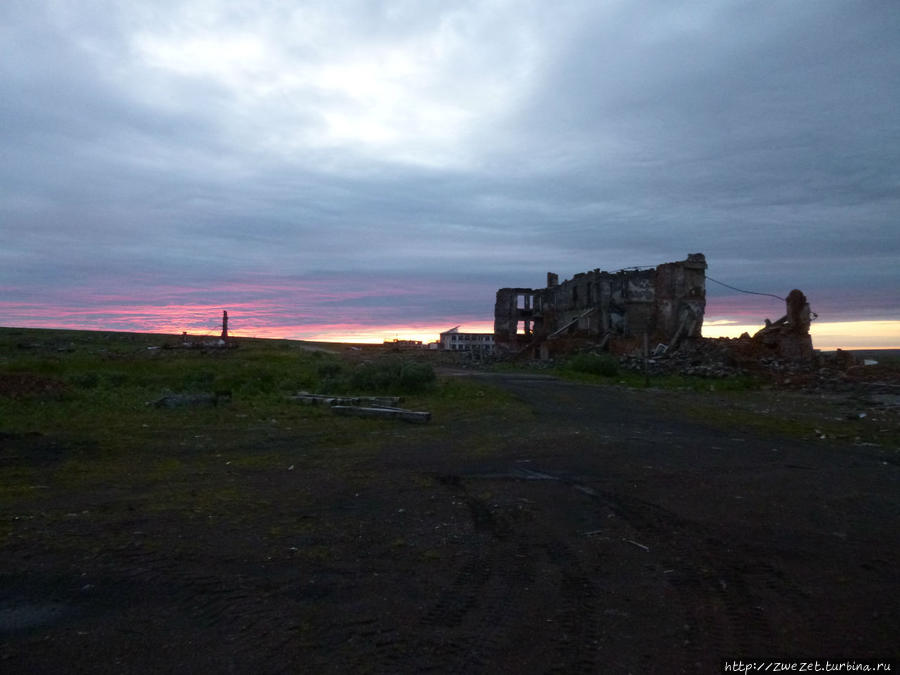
[{"x1": 2, "y1": 372, "x2": 898, "y2": 673}]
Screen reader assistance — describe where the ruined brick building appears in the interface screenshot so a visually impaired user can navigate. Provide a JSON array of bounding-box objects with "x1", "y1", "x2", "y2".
[{"x1": 494, "y1": 253, "x2": 707, "y2": 358}]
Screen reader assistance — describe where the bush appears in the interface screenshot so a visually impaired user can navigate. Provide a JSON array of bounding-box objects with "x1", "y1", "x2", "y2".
[
  {"x1": 316, "y1": 361, "x2": 343, "y2": 379},
  {"x1": 567, "y1": 352, "x2": 619, "y2": 377},
  {"x1": 397, "y1": 361, "x2": 436, "y2": 392},
  {"x1": 348, "y1": 358, "x2": 436, "y2": 394}
]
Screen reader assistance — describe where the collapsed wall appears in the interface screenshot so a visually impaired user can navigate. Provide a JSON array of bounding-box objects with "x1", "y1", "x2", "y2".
[{"x1": 494, "y1": 253, "x2": 707, "y2": 358}]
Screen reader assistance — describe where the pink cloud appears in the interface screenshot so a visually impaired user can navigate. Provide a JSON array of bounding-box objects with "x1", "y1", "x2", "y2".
[
  {"x1": 0, "y1": 274, "x2": 497, "y2": 343},
  {"x1": 4, "y1": 276, "x2": 896, "y2": 347}
]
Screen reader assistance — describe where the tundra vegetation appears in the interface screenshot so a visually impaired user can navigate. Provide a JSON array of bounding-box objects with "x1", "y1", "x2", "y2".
[
  {"x1": 1, "y1": 327, "x2": 897, "y2": 670},
  {"x1": 0, "y1": 328, "x2": 523, "y2": 504},
  {"x1": 1, "y1": 328, "x2": 895, "y2": 482}
]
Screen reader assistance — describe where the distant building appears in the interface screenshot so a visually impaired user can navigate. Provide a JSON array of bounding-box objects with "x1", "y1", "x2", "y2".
[
  {"x1": 383, "y1": 338, "x2": 424, "y2": 349},
  {"x1": 439, "y1": 326, "x2": 494, "y2": 353}
]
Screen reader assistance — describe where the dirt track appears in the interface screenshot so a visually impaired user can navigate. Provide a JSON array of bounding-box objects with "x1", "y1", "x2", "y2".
[{"x1": 2, "y1": 373, "x2": 898, "y2": 673}]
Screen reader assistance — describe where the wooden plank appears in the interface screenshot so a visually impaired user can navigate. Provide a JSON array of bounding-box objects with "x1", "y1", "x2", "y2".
[
  {"x1": 288, "y1": 394, "x2": 402, "y2": 407},
  {"x1": 330, "y1": 406, "x2": 430, "y2": 424}
]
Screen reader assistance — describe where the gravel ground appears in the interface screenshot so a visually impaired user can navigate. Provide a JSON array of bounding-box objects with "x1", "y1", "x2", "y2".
[{"x1": 2, "y1": 373, "x2": 898, "y2": 673}]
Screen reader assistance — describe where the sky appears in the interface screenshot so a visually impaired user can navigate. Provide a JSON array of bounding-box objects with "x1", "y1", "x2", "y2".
[{"x1": 2, "y1": 1, "x2": 898, "y2": 349}]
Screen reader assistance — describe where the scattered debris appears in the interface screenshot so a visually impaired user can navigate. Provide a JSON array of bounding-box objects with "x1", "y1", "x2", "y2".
[
  {"x1": 331, "y1": 406, "x2": 431, "y2": 424},
  {"x1": 623, "y1": 538, "x2": 650, "y2": 552},
  {"x1": 488, "y1": 255, "x2": 884, "y2": 393},
  {"x1": 288, "y1": 393, "x2": 402, "y2": 407},
  {"x1": 750, "y1": 289, "x2": 816, "y2": 361},
  {"x1": 291, "y1": 391, "x2": 430, "y2": 423}
]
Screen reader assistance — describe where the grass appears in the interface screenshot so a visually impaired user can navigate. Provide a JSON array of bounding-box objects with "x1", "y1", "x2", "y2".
[
  {"x1": 3, "y1": 326, "x2": 895, "y2": 525},
  {"x1": 491, "y1": 351, "x2": 898, "y2": 449},
  {"x1": 549, "y1": 360, "x2": 762, "y2": 392},
  {"x1": 659, "y1": 389, "x2": 900, "y2": 448},
  {"x1": 0, "y1": 330, "x2": 434, "y2": 438},
  {"x1": 0, "y1": 327, "x2": 527, "y2": 515},
  {"x1": 492, "y1": 352, "x2": 761, "y2": 392}
]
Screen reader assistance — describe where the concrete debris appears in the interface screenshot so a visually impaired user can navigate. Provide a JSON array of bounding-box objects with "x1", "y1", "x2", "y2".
[
  {"x1": 490, "y1": 263, "x2": 884, "y2": 394},
  {"x1": 289, "y1": 392, "x2": 429, "y2": 423},
  {"x1": 610, "y1": 336, "x2": 900, "y2": 400},
  {"x1": 750, "y1": 289, "x2": 816, "y2": 361},
  {"x1": 177, "y1": 337, "x2": 235, "y2": 350},
  {"x1": 330, "y1": 406, "x2": 431, "y2": 423},
  {"x1": 289, "y1": 393, "x2": 402, "y2": 407},
  {"x1": 623, "y1": 538, "x2": 650, "y2": 552}
]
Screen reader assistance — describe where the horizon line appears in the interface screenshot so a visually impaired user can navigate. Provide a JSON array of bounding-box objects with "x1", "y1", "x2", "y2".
[{"x1": 2, "y1": 322, "x2": 898, "y2": 352}]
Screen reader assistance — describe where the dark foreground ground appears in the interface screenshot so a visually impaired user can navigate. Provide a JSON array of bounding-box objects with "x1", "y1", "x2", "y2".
[{"x1": 2, "y1": 372, "x2": 898, "y2": 673}]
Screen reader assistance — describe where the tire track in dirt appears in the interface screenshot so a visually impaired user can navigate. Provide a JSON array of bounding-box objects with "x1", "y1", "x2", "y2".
[
  {"x1": 345, "y1": 472, "x2": 603, "y2": 673},
  {"x1": 427, "y1": 472, "x2": 605, "y2": 673},
  {"x1": 541, "y1": 539, "x2": 601, "y2": 674},
  {"x1": 463, "y1": 464, "x2": 824, "y2": 670},
  {"x1": 58, "y1": 464, "x2": 820, "y2": 672},
  {"x1": 417, "y1": 480, "x2": 536, "y2": 672},
  {"x1": 576, "y1": 479, "x2": 821, "y2": 667}
]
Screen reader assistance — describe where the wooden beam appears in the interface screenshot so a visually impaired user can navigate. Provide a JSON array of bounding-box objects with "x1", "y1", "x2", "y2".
[{"x1": 330, "y1": 406, "x2": 431, "y2": 424}]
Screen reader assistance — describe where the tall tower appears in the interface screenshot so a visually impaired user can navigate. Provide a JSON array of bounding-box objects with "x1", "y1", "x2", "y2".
[{"x1": 221, "y1": 310, "x2": 228, "y2": 340}]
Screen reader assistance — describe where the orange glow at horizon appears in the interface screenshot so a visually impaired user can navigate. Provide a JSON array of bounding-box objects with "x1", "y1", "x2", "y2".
[
  {"x1": 251, "y1": 319, "x2": 900, "y2": 350},
  {"x1": 702, "y1": 318, "x2": 900, "y2": 350},
  {"x1": 277, "y1": 321, "x2": 496, "y2": 344},
  {"x1": 3, "y1": 298, "x2": 898, "y2": 350}
]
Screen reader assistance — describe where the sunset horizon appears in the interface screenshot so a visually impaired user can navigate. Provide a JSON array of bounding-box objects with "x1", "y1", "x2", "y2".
[
  {"x1": 4, "y1": 314, "x2": 898, "y2": 351},
  {"x1": 3, "y1": 2, "x2": 897, "y2": 358}
]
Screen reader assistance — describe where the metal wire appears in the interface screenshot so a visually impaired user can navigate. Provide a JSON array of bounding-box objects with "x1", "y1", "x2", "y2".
[
  {"x1": 706, "y1": 276, "x2": 785, "y2": 302},
  {"x1": 580, "y1": 265, "x2": 785, "y2": 302}
]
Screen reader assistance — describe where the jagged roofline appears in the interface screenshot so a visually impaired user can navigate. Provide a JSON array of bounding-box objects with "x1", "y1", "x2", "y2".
[{"x1": 493, "y1": 254, "x2": 707, "y2": 356}]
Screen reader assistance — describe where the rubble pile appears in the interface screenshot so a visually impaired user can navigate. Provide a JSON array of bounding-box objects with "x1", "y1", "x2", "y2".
[
  {"x1": 487, "y1": 282, "x2": 898, "y2": 394},
  {"x1": 618, "y1": 335, "x2": 833, "y2": 379},
  {"x1": 618, "y1": 338, "x2": 744, "y2": 378},
  {"x1": 615, "y1": 336, "x2": 899, "y2": 396},
  {"x1": 619, "y1": 287, "x2": 829, "y2": 383}
]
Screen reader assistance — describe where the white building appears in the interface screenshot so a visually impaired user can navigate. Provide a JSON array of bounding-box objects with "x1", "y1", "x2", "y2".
[{"x1": 439, "y1": 326, "x2": 494, "y2": 353}]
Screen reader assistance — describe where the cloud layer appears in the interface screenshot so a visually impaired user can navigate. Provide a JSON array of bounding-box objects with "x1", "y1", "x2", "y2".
[{"x1": 2, "y1": 1, "x2": 898, "y2": 343}]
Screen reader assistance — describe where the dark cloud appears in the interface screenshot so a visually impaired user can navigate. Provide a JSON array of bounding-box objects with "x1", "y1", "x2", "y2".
[{"x1": 1, "y1": 1, "x2": 898, "y2": 341}]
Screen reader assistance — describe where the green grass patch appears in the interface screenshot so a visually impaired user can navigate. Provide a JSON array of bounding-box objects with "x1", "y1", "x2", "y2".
[
  {"x1": 0, "y1": 327, "x2": 530, "y2": 510},
  {"x1": 565, "y1": 352, "x2": 619, "y2": 377},
  {"x1": 550, "y1": 365, "x2": 761, "y2": 392}
]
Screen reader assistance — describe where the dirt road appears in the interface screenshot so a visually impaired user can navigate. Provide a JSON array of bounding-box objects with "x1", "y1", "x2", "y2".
[{"x1": 2, "y1": 374, "x2": 897, "y2": 673}]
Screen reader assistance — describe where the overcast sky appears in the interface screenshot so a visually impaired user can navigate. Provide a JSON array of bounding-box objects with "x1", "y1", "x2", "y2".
[{"x1": 2, "y1": 1, "x2": 898, "y2": 343}]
